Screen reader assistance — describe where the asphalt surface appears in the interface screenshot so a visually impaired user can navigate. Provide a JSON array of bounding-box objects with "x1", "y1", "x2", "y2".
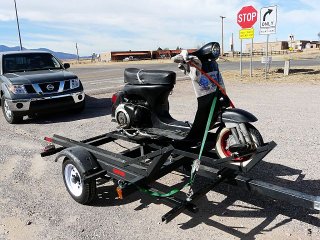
[
  {"x1": 72, "y1": 58, "x2": 320, "y2": 93},
  {"x1": 0, "y1": 61, "x2": 319, "y2": 240}
]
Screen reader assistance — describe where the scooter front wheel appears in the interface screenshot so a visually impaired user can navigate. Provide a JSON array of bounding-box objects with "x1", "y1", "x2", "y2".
[{"x1": 215, "y1": 123, "x2": 264, "y2": 161}]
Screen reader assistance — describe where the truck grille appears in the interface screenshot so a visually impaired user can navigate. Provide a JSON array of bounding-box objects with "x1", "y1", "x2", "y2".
[
  {"x1": 25, "y1": 84, "x2": 36, "y2": 93},
  {"x1": 27, "y1": 80, "x2": 74, "y2": 94},
  {"x1": 63, "y1": 80, "x2": 71, "y2": 91},
  {"x1": 30, "y1": 81, "x2": 68, "y2": 94},
  {"x1": 39, "y1": 82, "x2": 61, "y2": 93}
]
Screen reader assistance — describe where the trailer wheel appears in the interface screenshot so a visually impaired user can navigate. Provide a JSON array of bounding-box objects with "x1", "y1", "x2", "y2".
[
  {"x1": 62, "y1": 158, "x2": 96, "y2": 204},
  {"x1": 215, "y1": 123, "x2": 264, "y2": 161}
]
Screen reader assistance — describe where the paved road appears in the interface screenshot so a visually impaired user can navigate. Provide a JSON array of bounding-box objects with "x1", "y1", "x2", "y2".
[
  {"x1": 72, "y1": 59, "x2": 320, "y2": 93},
  {"x1": 71, "y1": 63, "x2": 188, "y2": 93}
]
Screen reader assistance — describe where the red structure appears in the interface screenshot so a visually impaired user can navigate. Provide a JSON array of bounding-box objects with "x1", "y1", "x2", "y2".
[
  {"x1": 110, "y1": 49, "x2": 197, "y2": 61},
  {"x1": 111, "y1": 51, "x2": 151, "y2": 61}
]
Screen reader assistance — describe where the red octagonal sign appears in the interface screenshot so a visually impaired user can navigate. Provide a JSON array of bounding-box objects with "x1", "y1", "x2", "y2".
[{"x1": 237, "y1": 5, "x2": 257, "y2": 29}]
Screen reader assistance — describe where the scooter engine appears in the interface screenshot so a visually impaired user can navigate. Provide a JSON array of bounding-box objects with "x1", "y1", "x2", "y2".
[{"x1": 115, "y1": 103, "x2": 150, "y2": 128}]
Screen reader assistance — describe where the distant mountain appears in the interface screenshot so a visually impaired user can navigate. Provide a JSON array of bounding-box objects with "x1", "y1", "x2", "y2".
[
  {"x1": 0, "y1": 45, "x2": 26, "y2": 52},
  {"x1": 0, "y1": 45, "x2": 78, "y2": 60},
  {"x1": 35, "y1": 48, "x2": 78, "y2": 60}
]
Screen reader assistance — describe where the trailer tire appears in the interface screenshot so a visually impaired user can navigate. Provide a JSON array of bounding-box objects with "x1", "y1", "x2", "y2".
[{"x1": 62, "y1": 158, "x2": 97, "y2": 204}]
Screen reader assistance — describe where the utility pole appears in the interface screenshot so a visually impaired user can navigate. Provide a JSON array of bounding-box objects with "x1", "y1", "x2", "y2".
[
  {"x1": 220, "y1": 16, "x2": 226, "y2": 56},
  {"x1": 75, "y1": 43, "x2": 80, "y2": 62},
  {"x1": 13, "y1": 0, "x2": 23, "y2": 50},
  {"x1": 231, "y1": 33, "x2": 234, "y2": 57}
]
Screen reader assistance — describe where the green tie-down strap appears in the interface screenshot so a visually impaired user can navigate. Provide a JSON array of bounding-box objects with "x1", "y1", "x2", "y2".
[
  {"x1": 136, "y1": 95, "x2": 218, "y2": 198},
  {"x1": 136, "y1": 181, "x2": 191, "y2": 197},
  {"x1": 189, "y1": 95, "x2": 218, "y2": 184}
]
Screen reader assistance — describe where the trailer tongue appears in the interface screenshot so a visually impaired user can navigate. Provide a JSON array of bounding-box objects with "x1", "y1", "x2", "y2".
[{"x1": 41, "y1": 131, "x2": 319, "y2": 223}]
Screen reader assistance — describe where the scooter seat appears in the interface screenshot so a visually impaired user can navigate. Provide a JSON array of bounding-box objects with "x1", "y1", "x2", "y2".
[{"x1": 124, "y1": 68, "x2": 176, "y2": 85}]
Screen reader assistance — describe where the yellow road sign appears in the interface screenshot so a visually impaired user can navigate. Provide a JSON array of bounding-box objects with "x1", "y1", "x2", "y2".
[{"x1": 239, "y1": 28, "x2": 254, "y2": 39}]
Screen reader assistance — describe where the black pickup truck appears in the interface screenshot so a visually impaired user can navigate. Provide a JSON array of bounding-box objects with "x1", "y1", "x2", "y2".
[{"x1": 0, "y1": 51, "x2": 85, "y2": 123}]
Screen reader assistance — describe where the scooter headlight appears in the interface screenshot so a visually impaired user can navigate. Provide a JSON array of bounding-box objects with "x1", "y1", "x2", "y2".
[{"x1": 211, "y1": 43, "x2": 220, "y2": 60}]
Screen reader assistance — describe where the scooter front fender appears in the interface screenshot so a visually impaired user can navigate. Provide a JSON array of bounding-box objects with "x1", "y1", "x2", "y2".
[{"x1": 221, "y1": 108, "x2": 258, "y2": 124}]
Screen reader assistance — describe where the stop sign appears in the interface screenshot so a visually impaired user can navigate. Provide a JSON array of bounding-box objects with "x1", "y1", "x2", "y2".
[{"x1": 237, "y1": 5, "x2": 257, "y2": 29}]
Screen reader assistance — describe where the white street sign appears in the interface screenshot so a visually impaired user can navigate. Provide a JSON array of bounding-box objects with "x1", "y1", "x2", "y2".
[
  {"x1": 261, "y1": 56, "x2": 272, "y2": 64},
  {"x1": 260, "y1": 6, "x2": 277, "y2": 28},
  {"x1": 260, "y1": 27, "x2": 276, "y2": 35}
]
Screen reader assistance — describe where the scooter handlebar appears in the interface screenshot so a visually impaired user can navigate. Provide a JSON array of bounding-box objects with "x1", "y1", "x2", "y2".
[{"x1": 172, "y1": 54, "x2": 185, "y2": 63}]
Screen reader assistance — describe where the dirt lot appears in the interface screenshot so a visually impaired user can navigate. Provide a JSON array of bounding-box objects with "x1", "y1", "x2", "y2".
[{"x1": 0, "y1": 66, "x2": 319, "y2": 240}]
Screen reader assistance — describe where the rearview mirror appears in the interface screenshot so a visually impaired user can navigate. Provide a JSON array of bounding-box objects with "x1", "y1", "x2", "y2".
[{"x1": 63, "y1": 63, "x2": 70, "y2": 69}]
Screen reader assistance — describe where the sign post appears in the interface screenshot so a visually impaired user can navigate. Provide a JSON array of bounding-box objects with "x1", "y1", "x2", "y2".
[
  {"x1": 239, "y1": 28, "x2": 255, "y2": 76},
  {"x1": 240, "y1": 39, "x2": 242, "y2": 76},
  {"x1": 260, "y1": 6, "x2": 277, "y2": 79},
  {"x1": 237, "y1": 5, "x2": 257, "y2": 77},
  {"x1": 251, "y1": 37, "x2": 253, "y2": 77}
]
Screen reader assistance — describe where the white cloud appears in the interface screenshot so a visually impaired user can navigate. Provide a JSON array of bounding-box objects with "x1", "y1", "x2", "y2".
[{"x1": 1, "y1": 0, "x2": 319, "y2": 54}]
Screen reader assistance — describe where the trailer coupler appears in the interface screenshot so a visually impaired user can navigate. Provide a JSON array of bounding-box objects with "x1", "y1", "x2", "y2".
[{"x1": 226, "y1": 175, "x2": 320, "y2": 211}]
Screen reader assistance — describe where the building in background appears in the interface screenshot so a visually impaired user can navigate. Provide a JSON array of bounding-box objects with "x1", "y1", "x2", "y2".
[
  {"x1": 111, "y1": 51, "x2": 151, "y2": 61},
  {"x1": 99, "y1": 52, "x2": 111, "y2": 62},
  {"x1": 245, "y1": 41, "x2": 288, "y2": 53},
  {"x1": 98, "y1": 49, "x2": 197, "y2": 62},
  {"x1": 245, "y1": 39, "x2": 320, "y2": 53},
  {"x1": 98, "y1": 39, "x2": 320, "y2": 61},
  {"x1": 303, "y1": 41, "x2": 320, "y2": 50}
]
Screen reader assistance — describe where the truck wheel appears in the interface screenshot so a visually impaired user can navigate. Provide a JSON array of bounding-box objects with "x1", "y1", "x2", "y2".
[
  {"x1": 1, "y1": 96, "x2": 23, "y2": 124},
  {"x1": 62, "y1": 158, "x2": 97, "y2": 204},
  {"x1": 72, "y1": 99, "x2": 86, "y2": 113}
]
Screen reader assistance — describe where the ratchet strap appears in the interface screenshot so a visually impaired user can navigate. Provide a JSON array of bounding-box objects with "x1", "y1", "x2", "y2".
[
  {"x1": 136, "y1": 183, "x2": 189, "y2": 197},
  {"x1": 189, "y1": 95, "x2": 218, "y2": 185}
]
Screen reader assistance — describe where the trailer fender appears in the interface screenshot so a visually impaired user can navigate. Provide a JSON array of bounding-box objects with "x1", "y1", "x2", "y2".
[{"x1": 55, "y1": 146, "x2": 100, "y2": 174}]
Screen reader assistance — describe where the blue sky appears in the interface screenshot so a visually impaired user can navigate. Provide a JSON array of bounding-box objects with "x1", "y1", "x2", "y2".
[{"x1": 0, "y1": 0, "x2": 319, "y2": 55}]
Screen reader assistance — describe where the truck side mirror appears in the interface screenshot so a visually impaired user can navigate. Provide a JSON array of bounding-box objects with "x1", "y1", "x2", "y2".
[{"x1": 63, "y1": 63, "x2": 70, "y2": 69}]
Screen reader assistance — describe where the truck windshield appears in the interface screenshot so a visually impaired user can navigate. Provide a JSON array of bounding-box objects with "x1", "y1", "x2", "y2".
[{"x1": 2, "y1": 53, "x2": 63, "y2": 73}]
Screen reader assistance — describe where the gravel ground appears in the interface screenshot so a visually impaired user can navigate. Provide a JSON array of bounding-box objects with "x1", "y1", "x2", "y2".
[{"x1": 0, "y1": 68, "x2": 319, "y2": 240}]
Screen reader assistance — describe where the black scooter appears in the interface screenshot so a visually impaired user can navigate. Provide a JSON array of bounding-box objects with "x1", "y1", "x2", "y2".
[{"x1": 111, "y1": 42, "x2": 263, "y2": 161}]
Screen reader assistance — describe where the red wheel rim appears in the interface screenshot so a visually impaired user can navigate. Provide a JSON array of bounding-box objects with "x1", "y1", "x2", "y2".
[
  {"x1": 220, "y1": 130, "x2": 232, "y2": 157},
  {"x1": 219, "y1": 130, "x2": 250, "y2": 161}
]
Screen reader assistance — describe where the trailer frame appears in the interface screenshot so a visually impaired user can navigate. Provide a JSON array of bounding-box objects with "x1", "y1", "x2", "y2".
[{"x1": 41, "y1": 130, "x2": 320, "y2": 223}]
